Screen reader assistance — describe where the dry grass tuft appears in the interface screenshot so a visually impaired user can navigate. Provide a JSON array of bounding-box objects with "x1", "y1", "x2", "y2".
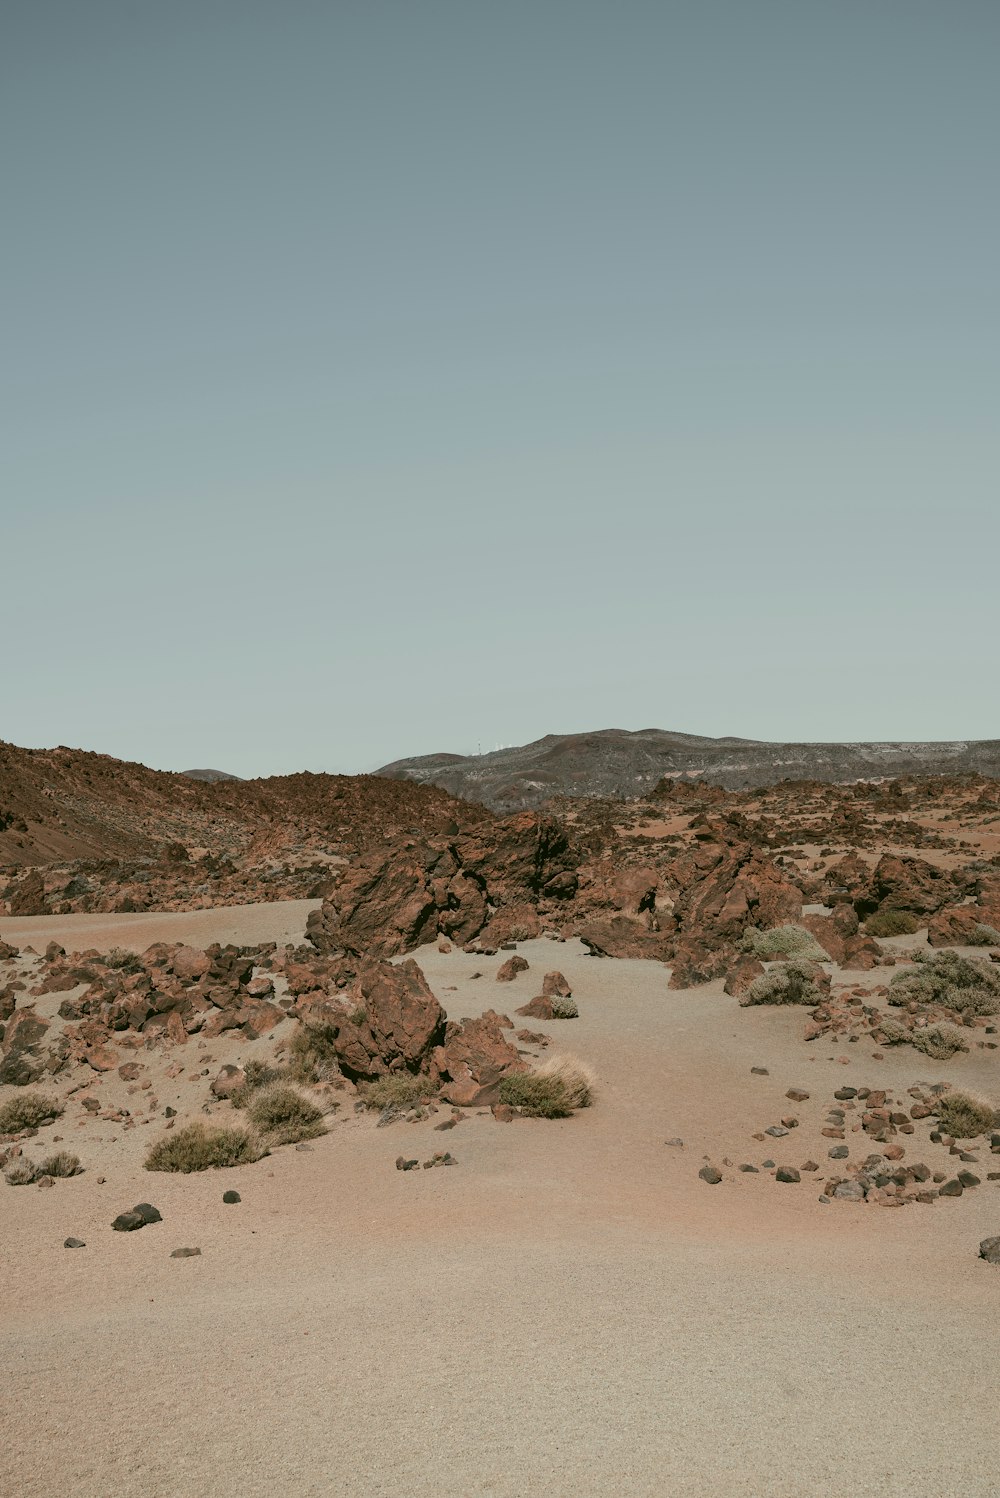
[
  {"x1": 37, "y1": 1150, "x2": 82, "y2": 1178},
  {"x1": 3, "y1": 1156, "x2": 36, "y2": 1185},
  {"x1": 0, "y1": 1092, "x2": 63, "y2": 1134},
  {"x1": 934, "y1": 1090, "x2": 998, "y2": 1138},
  {"x1": 244, "y1": 1083, "x2": 327, "y2": 1145},
  {"x1": 741, "y1": 925, "x2": 827, "y2": 961},
  {"x1": 359, "y1": 1074, "x2": 435, "y2": 1111},
  {"x1": 865, "y1": 910, "x2": 920, "y2": 938},
  {"x1": 499, "y1": 1054, "x2": 596, "y2": 1117},
  {"x1": 145, "y1": 1121, "x2": 267, "y2": 1173}
]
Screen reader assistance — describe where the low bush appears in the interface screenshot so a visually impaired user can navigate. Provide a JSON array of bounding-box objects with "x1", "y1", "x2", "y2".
[
  {"x1": 969, "y1": 923, "x2": 1000, "y2": 947},
  {"x1": 230, "y1": 1058, "x2": 283, "y2": 1108},
  {"x1": 3, "y1": 1157, "x2": 36, "y2": 1185},
  {"x1": 499, "y1": 1055, "x2": 595, "y2": 1117},
  {"x1": 741, "y1": 960, "x2": 824, "y2": 1007},
  {"x1": 103, "y1": 947, "x2": 143, "y2": 971},
  {"x1": 37, "y1": 1151, "x2": 82, "y2": 1178},
  {"x1": 359, "y1": 1074, "x2": 435, "y2": 1111},
  {"x1": 910, "y1": 1023, "x2": 968, "y2": 1060},
  {"x1": 741, "y1": 925, "x2": 827, "y2": 961},
  {"x1": 0, "y1": 1093, "x2": 63, "y2": 1134},
  {"x1": 244, "y1": 1083, "x2": 327, "y2": 1146},
  {"x1": 286, "y1": 1022, "x2": 341, "y2": 1084},
  {"x1": 145, "y1": 1122, "x2": 267, "y2": 1173},
  {"x1": 889, "y1": 949, "x2": 1000, "y2": 1018},
  {"x1": 550, "y1": 996, "x2": 579, "y2": 1019},
  {"x1": 935, "y1": 1091, "x2": 998, "y2": 1138},
  {"x1": 865, "y1": 910, "x2": 920, "y2": 938}
]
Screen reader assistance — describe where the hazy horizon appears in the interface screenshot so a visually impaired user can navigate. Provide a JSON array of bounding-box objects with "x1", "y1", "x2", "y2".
[{"x1": 5, "y1": 2, "x2": 998, "y2": 778}]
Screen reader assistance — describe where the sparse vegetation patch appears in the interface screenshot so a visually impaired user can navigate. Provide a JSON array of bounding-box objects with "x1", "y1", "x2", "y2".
[{"x1": 145, "y1": 1122, "x2": 267, "y2": 1173}]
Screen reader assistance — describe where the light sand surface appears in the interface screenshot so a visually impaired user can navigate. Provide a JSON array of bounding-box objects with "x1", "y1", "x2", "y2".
[
  {"x1": 0, "y1": 898, "x2": 321, "y2": 955},
  {"x1": 2, "y1": 924, "x2": 999, "y2": 1497}
]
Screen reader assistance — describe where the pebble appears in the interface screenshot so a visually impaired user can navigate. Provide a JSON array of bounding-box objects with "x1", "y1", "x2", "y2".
[
  {"x1": 829, "y1": 1145, "x2": 849, "y2": 1159},
  {"x1": 751, "y1": 1067, "x2": 769, "y2": 1076},
  {"x1": 980, "y1": 1236, "x2": 1000, "y2": 1264},
  {"x1": 64, "y1": 1237, "x2": 86, "y2": 1249},
  {"x1": 698, "y1": 1165, "x2": 722, "y2": 1185},
  {"x1": 776, "y1": 1166, "x2": 801, "y2": 1183},
  {"x1": 170, "y1": 1247, "x2": 202, "y2": 1259},
  {"x1": 222, "y1": 1190, "x2": 241, "y2": 1204},
  {"x1": 665, "y1": 1138, "x2": 684, "y2": 1148},
  {"x1": 765, "y1": 1126, "x2": 789, "y2": 1137}
]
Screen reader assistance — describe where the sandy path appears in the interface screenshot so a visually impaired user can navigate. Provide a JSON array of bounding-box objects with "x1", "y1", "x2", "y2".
[
  {"x1": 2, "y1": 931, "x2": 999, "y2": 1496},
  {"x1": 0, "y1": 898, "x2": 321, "y2": 954}
]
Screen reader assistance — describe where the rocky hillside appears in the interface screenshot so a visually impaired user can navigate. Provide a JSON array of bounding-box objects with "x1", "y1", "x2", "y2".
[
  {"x1": 377, "y1": 728, "x2": 1000, "y2": 810},
  {"x1": 0, "y1": 741, "x2": 487, "y2": 872}
]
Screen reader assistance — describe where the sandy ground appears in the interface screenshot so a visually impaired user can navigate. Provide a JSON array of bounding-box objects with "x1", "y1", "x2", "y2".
[
  {"x1": 2, "y1": 914, "x2": 999, "y2": 1497},
  {"x1": 0, "y1": 898, "x2": 321, "y2": 954}
]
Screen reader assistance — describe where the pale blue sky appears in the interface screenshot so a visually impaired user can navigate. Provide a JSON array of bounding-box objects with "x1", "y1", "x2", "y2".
[{"x1": 3, "y1": 1, "x2": 998, "y2": 777}]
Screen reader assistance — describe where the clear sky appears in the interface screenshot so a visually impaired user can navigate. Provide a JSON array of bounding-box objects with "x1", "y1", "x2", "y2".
[{"x1": 3, "y1": 1, "x2": 998, "y2": 778}]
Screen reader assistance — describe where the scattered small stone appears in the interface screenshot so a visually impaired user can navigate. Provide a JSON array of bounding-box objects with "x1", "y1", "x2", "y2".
[
  {"x1": 739, "y1": 1164, "x2": 758, "y2": 1173},
  {"x1": 170, "y1": 1247, "x2": 202, "y2": 1259},
  {"x1": 786, "y1": 1089, "x2": 809, "y2": 1102},
  {"x1": 37, "y1": 1175, "x2": 54, "y2": 1189},
  {"x1": 776, "y1": 1166, "x2": 800, "y2": 1183},
  {"x1": 980, "y1": 1236, "x2": 1000, "y2": 1264},
  {"x1": 938, "y1": 1179, "x2": 964, "y2": 1197},
  {"x1": 834, "y1": 1088, "x2": 857, "y2": 1100},
  {"x1": 765, "y1": 1126, "x2": 789, "y2": 1137},
  {"x1": 434, "y1": 1119, "x2": 458, "y2": 1131},
  {"x1": 396, "y1": 1156, "x2": 419, "y2": 1171},
  {"x1": 294, "y1": 1143, "x2": 314, "y2": 1151},
  {"x1": 222, "y1": 1190, "x2": 241, "y2": 1204},
  {"x1": 958, "y1": 1170, "x2": 981, "y2": 1188},
  {"x1": 750, "y1": 1067, "x2": 769, "y2": 1076},
  {"x1": 833, "y1": 1180, "x2": 865, "y2": 1201},
  {"x1": 828, "y1": 1145, "x2": 849, "y2": 1159},
  {"x1": 761, "y1": 1158, "x2": 775, "y2": 1169},
  {"x1": 133, "y1": 1202, "x2": 162, "y2": 1224},
  {"x1": 665, "y1": 1137, "x2": 684, "y2": 1148},
  {"x1": 64, "y1": 1237, "x2": 85, "y2": 1249},
  {"x1": 422, "y1": 1152, "x2": 456, "y2": 1168},
  {"x1": 698, "y1": 1165, "x2": 722, "y2": 1185}
]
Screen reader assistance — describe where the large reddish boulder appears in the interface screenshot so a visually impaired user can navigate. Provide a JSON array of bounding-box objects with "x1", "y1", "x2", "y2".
[
  {"x1": 306, "y1": 813, "x2": 579, "y2": 961},
  {"x1": 928, "y1": 904, "x2": 1000, "y2": 946},
  {"x1": 723, "y1": 955, "x2": 765, "y2": 998},
  {"x1": 578, "y1": 917, "x2": 674, "y2": 961},
  {"x1": 432, "y1": 1012, "x2": 526, "y2": 1106},
  {"x1": 870, "y1": 855, "x2": 953, "y2": 917},
  {"x1": 666, "y1": 818, "x2": 802, "y2": 988},
  {"x1": 0, "y1": 1007, "x2": 50, "y2": 1085},
  {"x1": 361, "y1": 959, "x2": 446, "y2": 1069}
]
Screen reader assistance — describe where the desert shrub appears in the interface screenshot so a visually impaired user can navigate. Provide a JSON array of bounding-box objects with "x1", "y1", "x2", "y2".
[
  {"x1": 889, "y1": 949, "x2": 1000, "y2": 1017},
  {"x1": 969, "y1": 924, "x2": 1000, "y2": 947},
  {"x1": 37, "y1": 1150, "x2": 82, "y2": 1178},
  {"x1": 741, "y1": 925, "x2": 827, "y2": 961},
  {"x1": 359, "y1": 1073, "x2": 435, "y2": 1111},
  {"x1": 550, "y1": 996, "x2": 579, "y2": 1019},
  {"x1": 287, "y1": 1022, "x2": 341, "y2": 1084},
  {"x1": 876, "y1": 1017, "x2": 911, "y2": 1046},
  {"x1": 499, "y1": 1055, "x2": 595, "y2": 1117},
  {"x1": 741, "y1": 960, "x2": 824, "y2": 1007},
  {"x1": 0, "y1": 1092, "x2": 63, "y2": 1134},
  {"x1": 934, "y1": 1091, "x2": 998, "y2": 1138},
  {"x1": 865, "y1": 910, "x2": 920, "y2": 938},
  {"x1": 145, "y1": 1122, "x2": 266, "y2": 1173},
  {"x1": 230, "y1": 1058, "x2": 283, "y2": 1107},
  {"x1": 909, "y1": 1023, "x2": 968, "y2": 1060},
  {"x1": 4, "y1": 1157, "x2": 36, "y2": 1185},
  {"x1": 103, "y1": 947, "x2": 143, "y2": 971},
  {"x1": 245, "y1": 1083, "x2": 326, "y2": 1145}
]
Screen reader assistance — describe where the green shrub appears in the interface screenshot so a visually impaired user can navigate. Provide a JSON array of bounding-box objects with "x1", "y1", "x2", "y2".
[
  {"x1": 245, "y1": 1084, "x2": 326, "y2": 1146},
  {"x1": 889, "y1": 949, "x2": 1000, "y2": 1017},
  {"x1": 145, "y1": 1122, "x2": 267, "y2": 1172},
  {"x1": 359, "y1": 1073, "x2": 434, "y2": 1111},
  {"x1": 865, "y1": 910, "x2": 920, "y2": 938},
  {"x1": 934, "y1": 1091, "x2": 998, "y2": 1138},
  {"x1": 969, "y1": 924, "x2": 1000, "y2": 947},
  {"x1": 499, "y1": 1055, "x2": 595, "y2": 1117},
  {"x1": 741, "y1": 925, "x2": 827, "y2": 961},
  {"x1": 741, "y1": 960, "x2": 824, "y2": 1007},
  {"x1": 3, "y1": 1157, "x2": 36, "y2": 1185},
  {"x1": 550, "y1": 996, "x2": 579, "y2": 1018},
  {"x1": 0, "y1": 1092, "x2": 63, "y2": 1134},
  {"x1": 37, "y1": 1151, "x2": 81, "y2": 1178}
]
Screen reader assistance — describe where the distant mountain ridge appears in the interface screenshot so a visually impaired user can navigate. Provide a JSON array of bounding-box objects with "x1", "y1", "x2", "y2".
[{"x1": 376, "y1": 727, "x2": 1000, "y2": 810}]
